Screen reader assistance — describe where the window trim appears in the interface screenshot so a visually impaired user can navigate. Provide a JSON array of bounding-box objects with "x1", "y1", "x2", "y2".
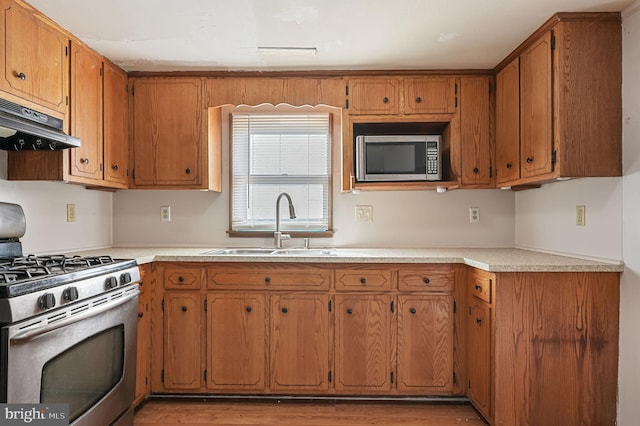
[{"x1": 227, "y1": 105, "x2": 337, "y2": 237}]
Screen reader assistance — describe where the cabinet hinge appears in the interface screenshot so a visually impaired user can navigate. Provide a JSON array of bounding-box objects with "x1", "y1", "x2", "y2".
[
  {"x1": 552, "y1": 150, "x2": 557, "y2": 165},
  {"x1": 145, "y1": 376, "x2": 148, "y2": 385},
  {"x1": 328, "y1": 370, "x2": 332, "y2": 383},
  {"x1": 345, "y1": 99, "x2": 349, "y2": 109},
  {"x1": 204, "y1": 299, "x2": 208, "y2": 312},
  {"x1": 132, "y1": 85, "x2": 135, "y2": 96},
  {"x1": 468, "y1": 306, "x2": 471, "y2": 315},
  {"x1": 390, "y1": 372, "x2": 394, "y2": 384},
  {"x1": 328, "y1": 300, "x2": 332, "y2": 312},
  {"x1": 132, "y1": 169, "x2": 136, "y2": 180},
  {"x1": 453, "y1": 372, "x2": 457, "y2": 385},
  {"x1": 99, "y1": 163, "x2": 103, "y2": 172},
  {"x1": 161, "y1": 369, "x2": 165, "y2": 383},
  {"x1": 488, "y1": 81, "x2": 492, "y2": 94},
  {"x1": 345, "y1": 85, "x2": 349, "y2": 96},
  {"x1": 204, "y1": 369, "x2": 207, "y2": 382},
  {"x1": 100, "y1": 67, "x2": 103, "y2": 77},
  {"x1": 65, "y1": 96, "x2": 69, "y2": 106},
  {"x1": 65, "y1": 46, "x2": 68, "y2": 56},
  {"x1": 161, "y1": 298, "x2": 165, "y2": 312},
  {"x1": 550, "y1": 35, "x2": 556, "y2": 50},
  {"x1": 390, "y1": 301, "x2": 395, "y2": 313},
  {"x1": 453, "y1": 300, "x2": 457, "y2": 314},
  {"x1": 468, "y1": 379, "x2": 471, "y2": 389},
  {"x1": 489, "y1": 168, "x2": 493, "y2": 178}
]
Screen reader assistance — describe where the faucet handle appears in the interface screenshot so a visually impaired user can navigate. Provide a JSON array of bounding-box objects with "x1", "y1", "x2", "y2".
[{"x1": 304, "y1": 238, "x2": 310, "y2": 249}]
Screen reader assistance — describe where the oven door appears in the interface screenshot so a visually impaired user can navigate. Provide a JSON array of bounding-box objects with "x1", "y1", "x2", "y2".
[{"x1": 1, "y1": 287, "x2": 138, "y2": 426}]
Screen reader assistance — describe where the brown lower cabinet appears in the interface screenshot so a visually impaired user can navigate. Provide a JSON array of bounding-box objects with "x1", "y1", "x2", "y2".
[
  {"x1": 147, "y1": 261, "x2": 619, "y2": 426},
  {"x1": 466, "y1": 267, "x2": 620, "y2": 425}
]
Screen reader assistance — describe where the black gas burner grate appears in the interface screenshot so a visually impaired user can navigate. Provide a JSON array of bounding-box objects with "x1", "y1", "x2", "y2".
[{"x1": 0, "y1": 255, "x2": 119, "y2": 285}]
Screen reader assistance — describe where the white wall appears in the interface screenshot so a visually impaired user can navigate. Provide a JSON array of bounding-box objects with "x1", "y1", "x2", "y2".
[
  {"x1": 0, "y1": 151, "x2": 113, "y2": 254},
  {"x1": 113, "y1": 188, "x2": 515, "y2": 248},
  {"x1": 514, "y1": 4, "x2": 639, "y2": 423}
]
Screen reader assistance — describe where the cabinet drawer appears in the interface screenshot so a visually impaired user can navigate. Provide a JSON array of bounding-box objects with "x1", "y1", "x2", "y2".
[
  {"x1": 398, "y1": 265, "x2": 454, "y2": 292},
  {"x1": 207, "y1": 265, "x2": 331, "y2": 290},
  {"x1": 470, "y1": 269, "x2": 493, "y2": 303},
  {"x1": 164, "y1": 267, "x2": 202, "y2": 290},
  {"x1": 335, "y1": 269, "x2": 393, "y2": 291}
]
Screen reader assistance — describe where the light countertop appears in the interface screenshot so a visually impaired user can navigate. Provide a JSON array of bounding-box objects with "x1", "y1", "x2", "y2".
[{"x1": 67, "y1": 247, "x2": 624, "y2": 273}]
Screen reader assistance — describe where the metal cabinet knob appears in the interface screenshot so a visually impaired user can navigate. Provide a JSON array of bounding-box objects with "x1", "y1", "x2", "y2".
[
  {"x1": 382, "y1": 97, "x2": 389, "y2": 103},
  {"x1": 281, "y1": 307, "x2": 288, "y2": 314},
  {"x1": 410, "y1": 308, "x2": 417, "y2": 315},
  {"x1": 526, "y1": 157, "x2": 534, "y2": 164},
  {"x1": 346, "y1": 308, "x2": 353, "y2": 315},
  {"x1": 246, "y1": 306, "x2": 252, "y2": 313},
  {"x1": 138, "y1": 312, "x2": 144, "y2": 318},
  {"x1": 265, "y1": 277, "x2": 271, "y2": 284},
  {"x1": 474, "y1": 283, "x2": 482, "y2": 291},
  {"x1": 80, "y1": 158, "x2": 89, "y2": 165},
  {"x1": 423, "y1": 277, "x2": 431, "y2": 285},
  {"x1": 415, "y1": 96, "x2": 422, "y2": 103},
  {"x1": 473, "y1": 167, "x2": 479, "y2": 174},
  {"x1": 181, "y1": 306, "x2": 188, "y2": 312},
  {"x1": 178, "y1": 276, "x2": 184, "y2": 283},
  {"x1": 476, "y1": 317, "x2": 482, "y2": 324},
  {"x1": 17, "y1": 72, "x2": 26, "y2": 80},
  {"x1": 506, "y1": 162, "x2": 513, "y2": 169},
  {"x1": 112, "y1": 164, "x2": 119, "y2": 171},
  {"x1": 360, "y1": 277, "x2": 367, "y2": 284},
  {"x1": 185, "y1": 168, "x2": 191, "y2": 174}
]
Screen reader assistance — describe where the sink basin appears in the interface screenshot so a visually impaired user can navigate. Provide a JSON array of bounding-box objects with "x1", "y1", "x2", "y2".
[
  {"x1": 201, "y1": 247, "x2": 338, "y2": 256},
  {"x1": 201, "y1": 248, "x2": 276, "y2": 255},
  {"x1": 272, "y1": 248, "x2": 337, "y2": 256}
]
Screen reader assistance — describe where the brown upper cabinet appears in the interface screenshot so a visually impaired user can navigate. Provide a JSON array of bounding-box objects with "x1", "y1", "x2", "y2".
[
  {"x1": 347, "y1": 76, "x2": 458, "y2": 115},
  {"x1": 130, "y1": 77, "x2": 220, "y2": 190},
  {"x1": 494, "y1": 14, "x2": 622, "y2": 187},
  {"x1": 459, "y1": 76, "x2": 492, "y2": 188},
  {"x1": 0, "y1": 0, "x2": 69, "y2": 116}
]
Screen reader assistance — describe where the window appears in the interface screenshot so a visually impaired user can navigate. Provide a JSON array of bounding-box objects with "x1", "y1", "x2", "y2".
[{"x1": 231, "y1": 111, "x2": 331, "y2": 233}]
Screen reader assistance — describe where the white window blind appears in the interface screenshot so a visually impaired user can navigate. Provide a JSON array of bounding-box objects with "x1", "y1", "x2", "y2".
[{"x1": 231, "y1": 113, "x2": 331, "y2": 232}]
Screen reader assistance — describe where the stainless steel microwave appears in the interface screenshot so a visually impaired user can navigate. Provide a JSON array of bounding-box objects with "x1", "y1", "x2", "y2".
[{"x1": 355, "y1": 135, "x2": 441, "y2": 182}]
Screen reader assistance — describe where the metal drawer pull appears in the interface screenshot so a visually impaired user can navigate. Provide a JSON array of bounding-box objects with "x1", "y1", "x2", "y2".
[
  {"x1": 360, "y1": 277, "x2": 366, "y2": 284},
  {"x1": 17, "y1": 72, "x2": 26, "y2": 80},
  {"x1": 474, "y1": 283, "x2": 482, "y2": 291},
  {"x1": 281, "y1": 307, "x2": 288, "y2": 314},
  {"x1": 382, "y1": 97, "x2": 389, "y2": 103},
  {"x1": 246, "y1": 306, "x2": 252, "y2": 313},
  {"x1": 410, "y1": 308, "x2": 417, "y2": 315},
  {"x1": 346, "y1": 308, "x2": 353, "y2": 315},
  {"x1": 476, "y1": 317, "x2": 482, "y2": 324},
  {"x1": 181, "y1": 306, "x2": 187, "y2": 312},
  {"x1": 423, "y1": 277, "x2": 431, "y2": 285}
]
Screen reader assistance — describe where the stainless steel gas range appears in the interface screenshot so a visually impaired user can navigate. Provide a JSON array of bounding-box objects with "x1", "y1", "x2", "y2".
[{"x1": 0, "y1": 202, "x2": 140, "y2": 426}]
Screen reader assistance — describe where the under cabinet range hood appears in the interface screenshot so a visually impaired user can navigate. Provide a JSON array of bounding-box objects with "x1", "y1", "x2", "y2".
[{"x1": 0, "y1": 98, "x2": 80, "y2": 150}]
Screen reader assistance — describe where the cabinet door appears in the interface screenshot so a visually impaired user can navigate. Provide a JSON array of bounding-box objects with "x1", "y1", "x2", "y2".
[
  {"x1": 335, "y1": 295, "x2": 394, "y2": 392},
  {"x1": 207, "y1": 293, "x2": 267, "y2": 390},
  {"x1": 495, "y1": 58, "x2": 521, "y2": 185},
  {"x1": 103, "y1": 61, "x2": 129, "y2": 187},
  {"x1": 163, "y1": 292, "x2": 202, "y2": 390},
  {"x1": 404, "y1": 77, "x2": 457, "y2": 114},
  {"x1": 271, "y1": 294, "x2": 329, "y2": 391},
  {"x1": 132, "y1": 78, "x2": 203, "y2": 186},
  {"x1": 0, "y1": 0, "x2": 68, "y2": 113},
  {"x1": 397, "y1": 295, "x2": 453, "y2": 392},
  {"x1": 460, "y1": 76, "x2": 491, "y2": 186},
  {"x1": 467, "y1": 301, "x2": 491, "y2": 420},
  {"x1": 348, "y1": 78, "x2": 400, "y2": 115},
  {"x1": 520, "y1": 31, "x2": 553, "y2": 178},
  {"x1": 69, "y1": 41, "x2": 103, "y2": 181}
]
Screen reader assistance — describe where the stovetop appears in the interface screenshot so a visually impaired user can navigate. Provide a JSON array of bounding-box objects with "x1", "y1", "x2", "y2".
[{"x1": 0, "y1": 255, "x2": 138, "y2": 298}]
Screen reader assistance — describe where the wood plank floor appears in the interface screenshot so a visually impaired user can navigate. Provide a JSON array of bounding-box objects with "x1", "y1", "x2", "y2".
[{"x1": 134, "y1": 399, "x2": 488, "y2": 426}]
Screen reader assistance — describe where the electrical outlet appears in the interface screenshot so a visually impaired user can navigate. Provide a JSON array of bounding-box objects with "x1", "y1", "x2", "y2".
[
  {"x1": 355, "y1": 205, "x2": 373, "y2": 223},
  {"x1": 576, "y1": 205, "x2": 586, "y2": 226},
  {"x1": 66, "y1": 204, "x2": 76, "y2": 222},
  {"x1": 160, "y1": 206, "x2": 171, "y2": 222},
  {"x1": 469, "y1": 207, "x2": 480, "y2": 224}
]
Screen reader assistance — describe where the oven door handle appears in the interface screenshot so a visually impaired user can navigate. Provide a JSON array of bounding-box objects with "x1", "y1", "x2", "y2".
[{"x1": 10, "y1": 290, "x2": 139, "y2": 341}]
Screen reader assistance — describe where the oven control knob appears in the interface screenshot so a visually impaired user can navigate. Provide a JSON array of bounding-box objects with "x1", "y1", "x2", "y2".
[
  {"x1": 105, "y1": 276, "x2": 118, "y2": 290},
  {"x1": 38, "y1": 293, "x2": 56, "y2": 310},
  {"x1": 120, "y1": 272, "x2": 132, "y2": 285},
  {"x1": 63, "y1": 287, "x2": 79, "y2": 302}
]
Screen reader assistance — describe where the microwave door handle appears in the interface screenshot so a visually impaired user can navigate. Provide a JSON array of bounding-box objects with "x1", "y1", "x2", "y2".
[{"x1": 9, "y1": 290, "x2": 139, "y2": 342}]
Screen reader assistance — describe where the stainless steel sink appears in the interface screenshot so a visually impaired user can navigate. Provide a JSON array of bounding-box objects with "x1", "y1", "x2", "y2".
[
  {"x1": 201, "y1": 248, "x2": 276, "y2": 255},
  {"x1": 201, "y1": 247, "x2": 338, "y2": 256},
  {"x1": 272, "y1": 248, "x2": 337, "y2": 256}
]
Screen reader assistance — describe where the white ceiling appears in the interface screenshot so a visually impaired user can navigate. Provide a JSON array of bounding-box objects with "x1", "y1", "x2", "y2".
[{"x1": 28, "y1": 0, "x2": 634, "y2": 72}]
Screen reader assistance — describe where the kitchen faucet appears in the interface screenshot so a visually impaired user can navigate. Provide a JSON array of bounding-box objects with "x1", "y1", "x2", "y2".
[{"x1": 274, "y1": 192, "x2": 296, "y2": 248}]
